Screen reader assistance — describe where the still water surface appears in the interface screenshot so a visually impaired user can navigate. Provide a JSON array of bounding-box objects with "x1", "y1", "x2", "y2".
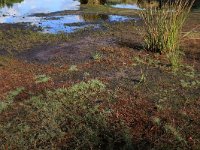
[{"x1": 0, "y1": 0, "x2": 138, "y2": 33}]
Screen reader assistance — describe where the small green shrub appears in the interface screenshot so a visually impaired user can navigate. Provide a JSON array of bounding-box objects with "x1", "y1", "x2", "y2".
[
  {"x1": 0, "y1": 87, "x2": 25, "y2": 113},
  {"x1": 35, "y1": 74, "x2": 51, "y2": 83},
  {"x1": 69, "y1": 79, "x2": 106, "y2": 97},
  {"x1": 7, "y1": 87, "x2": 25, "y2": 101},
  {"x1": 0, "y1": 102, "x2": 8, "y2": 113}
]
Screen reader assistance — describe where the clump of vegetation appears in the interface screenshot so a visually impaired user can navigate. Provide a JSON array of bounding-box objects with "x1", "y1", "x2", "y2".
[
  {"x1": 35, "y1": 74, "x2": 51, "y2": 84},
  {"x1": 0, "y1": 87, "x2": 25, "y2": 113},
  {"x1": 68, "y1": 65, "x2": 78, "y2": 72},
  {"x1": 68, "y1": 79, "x2": 106, "y2": 97},
  {"x1": 92, "y1": 52, "x2": 103, "y2": 61},
  {"x1": 139, "y1": 0, "x2": 195, "y2": 71}
]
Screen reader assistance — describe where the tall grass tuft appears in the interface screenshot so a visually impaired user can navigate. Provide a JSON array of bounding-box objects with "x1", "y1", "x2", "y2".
[{"x1": 139, "y1": 0, "x2": 194, "y2": 71}]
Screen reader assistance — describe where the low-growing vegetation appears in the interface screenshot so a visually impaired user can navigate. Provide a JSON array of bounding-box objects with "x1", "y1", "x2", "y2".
[
  {"x1": 0, "y1": 28, "x2": 68, "y2": 54},
  {"x1": 0, "y1": 0, "x2": 200, "y2": 149}
]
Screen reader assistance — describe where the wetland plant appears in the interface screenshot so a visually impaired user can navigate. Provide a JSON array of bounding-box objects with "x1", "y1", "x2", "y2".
[{"x1": 139, "y1": 0, "x2": 195, "y2": 71}]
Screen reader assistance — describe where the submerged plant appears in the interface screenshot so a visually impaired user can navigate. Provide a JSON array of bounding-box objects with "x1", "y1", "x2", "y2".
[{"x1": 139, "y1": 0, "x2": 195, "y2": 70}]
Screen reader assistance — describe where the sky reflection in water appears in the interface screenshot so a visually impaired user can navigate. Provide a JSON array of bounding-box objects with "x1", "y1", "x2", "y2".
[{"x1": 0, "y1": 0, "x2": 135, "y2": 33}]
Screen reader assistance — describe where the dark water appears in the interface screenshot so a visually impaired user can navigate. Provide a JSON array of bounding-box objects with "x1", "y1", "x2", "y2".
[{"x1": 0, "y1": 0, "x2": 199, "y2": 33}]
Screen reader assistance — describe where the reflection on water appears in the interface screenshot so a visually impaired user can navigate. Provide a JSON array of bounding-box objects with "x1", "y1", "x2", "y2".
[
  {"x1": 0, "y1": 0, "x2": 23, "y2": 8},
  {"x1": 193, "y1": 0, "x2": 200, "y2": 10},
  {"x1": 1, "y1": 0, "x2": 199, "y2": 12},
  {"x1": 138, "y1": 0, "x2": 160, "y2": 8},
  {"x1": 80, "y1": 0, "x2": 106, "y2": 5},
  {"x1": 109, "y1": 0, "x2": 200, "y2": 9},
  {"x1": 81, "y1": 14, "x2": 109, "y2": 22},
  {"x1": 0, "y1": 0, "x2": 80, "y2": 17},
  {"x1": 0, "y1": 13, "x2": 134, "y2": 33},
  {"x1": 40, "y1": 15, "x2": 133, "y2": 33},
  {"x1": 43, "y1": 15, "x2": 132, "y2": 33},
  {"x1": 108, "y1": 0, "x2": 157, "y2": 9},
  {"x1": 111, "y1": 4, "x2": 140, "y2": 9}
]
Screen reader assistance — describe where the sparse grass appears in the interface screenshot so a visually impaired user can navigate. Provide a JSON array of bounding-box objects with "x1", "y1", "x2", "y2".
[
  {"x1": 0, "y1": 28, "x2": 68, "y2": 54},
  {"x1": 0, "y1": 56, "x2": 8, "y2": 66},
  {"x1": 7, "y1": 87, "x2": 25, "y2": 101},
  {"x1": 164, "y1": 124, "x2": 186, "y2": 142},
  {"x1": 0, "y1": 87, "x2": 25, "y2": 113},
  {"x1": 0, "y1": 101, "x2": 7, "y2": 113}
]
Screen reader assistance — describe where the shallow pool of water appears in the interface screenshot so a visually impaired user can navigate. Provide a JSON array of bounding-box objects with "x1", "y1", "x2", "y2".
[
  {"x1": 1, "y1": 13, "x2": 133, "y2": 33},
  {"x1": 0, "y1": 0, "x2": 137, "y2": 33},
  {"x1": 39, "y1": 15, "x2": 133, "y2": 33}
]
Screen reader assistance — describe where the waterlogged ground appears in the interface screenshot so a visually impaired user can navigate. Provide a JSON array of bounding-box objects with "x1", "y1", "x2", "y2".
[{"x1": 0, "y1": 0, "x2": 200, "y2": 149}]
